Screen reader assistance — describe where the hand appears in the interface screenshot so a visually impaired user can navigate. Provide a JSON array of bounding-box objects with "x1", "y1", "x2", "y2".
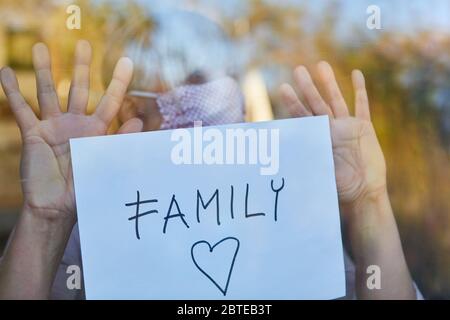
[
  {"x1": 0, "y1": 40, "x2": 143, "y2": 224},
  {"x1": 280, "y1": 62, "x2": 416, "y2": 299},
  {"x1": 280, "y1": 61, "x2": 386, "y2": 216}
]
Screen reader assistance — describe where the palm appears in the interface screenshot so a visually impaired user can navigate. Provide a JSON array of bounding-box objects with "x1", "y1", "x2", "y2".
[
  {"x1": 21, "y1": 115, "x2": 106, "y2": 217},
  {"x1": 280, "y1": 62, "x2": 386, "y2": 208},
  {"x1": 330, "y1": 118, "x2": 385, "y2": 205},
  {"x1": 0, "y1": 41, "x2": 141, "y2": 220}
]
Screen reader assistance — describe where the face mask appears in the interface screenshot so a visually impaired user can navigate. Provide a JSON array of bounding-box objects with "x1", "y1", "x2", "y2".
[{"x1": 128, "y1": 77, "x2": 245, "y2": 129}]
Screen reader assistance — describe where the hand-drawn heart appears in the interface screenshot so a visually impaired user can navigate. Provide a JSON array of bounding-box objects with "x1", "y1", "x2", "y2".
[{"x1": 191, "y1": 237, "x2": 240, "y2": 296}]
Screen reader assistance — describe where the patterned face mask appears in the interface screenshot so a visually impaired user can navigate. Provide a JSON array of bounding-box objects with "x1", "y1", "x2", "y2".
[{"x1": 128, "y1": 77, "x2": 245, "y2": 129}]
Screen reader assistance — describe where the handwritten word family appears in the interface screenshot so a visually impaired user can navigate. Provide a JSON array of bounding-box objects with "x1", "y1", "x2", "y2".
[{"x1": 125, "y1": 178, "x2": 286, "y2": 239}]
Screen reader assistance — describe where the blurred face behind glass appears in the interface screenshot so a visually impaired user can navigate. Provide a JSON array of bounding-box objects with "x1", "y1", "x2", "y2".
[
  {"x1": 120, "y1": 71, "x2": 208, "y2": 131},
  {"x1": 105, "y1": 9, "x2": 243, "y2": 131}
]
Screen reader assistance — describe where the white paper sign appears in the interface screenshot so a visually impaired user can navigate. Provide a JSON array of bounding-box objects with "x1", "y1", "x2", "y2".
[{"x1": 70, "y1": 116, "x2": 345, "y2": 299}]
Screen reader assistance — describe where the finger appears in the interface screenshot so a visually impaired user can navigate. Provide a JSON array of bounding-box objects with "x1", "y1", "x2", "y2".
[
  {"x1": 279, "y1": 83, "x2": 312, "y2": 117},
  {"x1": 317, "y1": 61, "x2": 349, "y2": 118},
  {"x1": 0, "y1": 67, "x2": 38, "y2": 133},
  {"x1": 94, "y1": 57, "x2": 133, "y2": 125},
  {"x1": 68, "y1": 40, "x2": 92, "y2": 114},
  {"x1": 293, "y1": 65, "x2": 333, "y2": 117},
  {"x1": 117, "y1": 117, "x2": 143, "y2": 134},
  {"x1": 32, "y1": 42, "x2": 61, "y2": 119},
  {"x1": 352, "y1": 69, "x2": 371, "y2": 121}
]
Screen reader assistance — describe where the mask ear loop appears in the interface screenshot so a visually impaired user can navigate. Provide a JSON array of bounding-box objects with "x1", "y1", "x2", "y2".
[
  {"x1": 127, "y1": 90, "x2": 160, "y2": 99},
  {"x1": 126, "y1": 90, "x2": 163, "y2": 127}
]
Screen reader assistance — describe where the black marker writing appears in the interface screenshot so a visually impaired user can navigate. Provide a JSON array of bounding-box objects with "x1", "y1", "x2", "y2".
[
  {"x1": 125, "y1": 179, "x2": 286, "y2": 237},
  {"x1": 196, "y1": 189, "x2": 220, "y2": 226},
  {"x1": 244, "y1": 183, "x2": 265, "y2": 218},
  {"x1": 271, "y1": 178, "x2": 285, "y2": 221},
  {"x1": 125, "y1": 191, "x2": 158, "y2": 240},
  {"x1": 230, "y1": 185, "x2": 235, "y2": 220},
  {"x1": 163, "y1": 194, "x2": 190, "y2": 234}
]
